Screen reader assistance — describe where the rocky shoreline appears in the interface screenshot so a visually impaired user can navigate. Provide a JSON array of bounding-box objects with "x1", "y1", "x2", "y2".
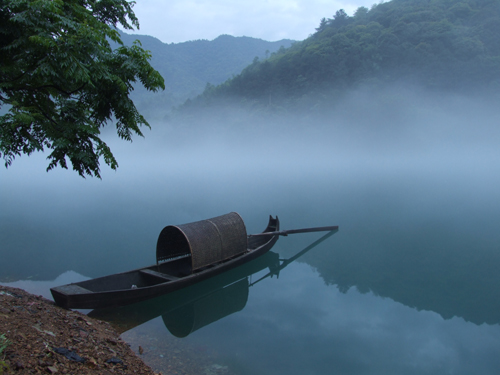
[{"x1": 0, "y1": 285, "x2": 158, "y2": 374}]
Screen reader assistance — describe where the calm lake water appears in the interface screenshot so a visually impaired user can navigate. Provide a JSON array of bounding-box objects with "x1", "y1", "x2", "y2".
[{"x1": 2, "y1": 89, "x2": 500, "y2": 374}]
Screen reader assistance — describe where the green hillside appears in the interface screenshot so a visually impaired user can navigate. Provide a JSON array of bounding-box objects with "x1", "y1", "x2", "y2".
[
  {"x1": 117, "y1": 33, "x2": 294, "y2": 119},
  {"x1": 199, "y1": 0, "x2": 500, "y2": 108}
]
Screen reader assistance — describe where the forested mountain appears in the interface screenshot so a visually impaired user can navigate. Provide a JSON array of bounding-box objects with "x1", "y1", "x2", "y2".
[
  {"x1": 195, "y1": 0, "x2": 500, "y2": 109},
  {"x1": 117, "y1": 33, "x2": 294, "y2": 118}
]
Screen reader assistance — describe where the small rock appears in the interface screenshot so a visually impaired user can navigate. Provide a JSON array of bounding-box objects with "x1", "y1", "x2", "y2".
[
  {"x1": 52, "y1": 347, "x2": 86, "y2": 363},
  {"x1": 106, "y1": 357, "x2": 124, "y2": 365},
  {"x1": 47, "y1": 365, "x2": 58, "y2": 373},
  {"x1": 88, "y1": 357, "x2": 98, "y2": 365}
]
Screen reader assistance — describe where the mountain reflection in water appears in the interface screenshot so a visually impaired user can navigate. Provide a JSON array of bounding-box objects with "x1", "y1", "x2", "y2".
[{"x1": 305, "y1": 220, "x2": 500, "y2": 326}]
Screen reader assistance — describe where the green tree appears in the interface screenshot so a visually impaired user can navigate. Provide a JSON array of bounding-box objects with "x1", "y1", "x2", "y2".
[
  {"x1": 195, "y1": 0, "x2": 500, "y2": 111},
  {"x1": 0, "y1": 0, "x2": 165, "y2": 178},
  {"x1": 354, "y1": 6, "x2": 369, "y2": 20},
  {"x1": 331, "y1": 9, "x2": 350, "y2": 28},
  {"x1": 315, "y1": 17, "x2": 328, "y2": 32}
]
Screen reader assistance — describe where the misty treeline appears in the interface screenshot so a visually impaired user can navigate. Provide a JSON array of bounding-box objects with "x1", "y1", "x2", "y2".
[
  {"x1": 185, "y1": 0, "x2": 500, "y2": 111},
  {"x1": 118, "y1": 34, "x2": 294, "y2": 120}
]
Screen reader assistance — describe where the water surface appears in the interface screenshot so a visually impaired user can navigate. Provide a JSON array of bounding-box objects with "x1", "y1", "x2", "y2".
[{"x1": 1, "y1": 89, "x2": 500, "y2": 374}]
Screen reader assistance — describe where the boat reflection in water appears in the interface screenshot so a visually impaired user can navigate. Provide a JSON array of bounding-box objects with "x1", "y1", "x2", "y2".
[{"x1": 88, "y1": 229, "x2": 338, "y2": 337}]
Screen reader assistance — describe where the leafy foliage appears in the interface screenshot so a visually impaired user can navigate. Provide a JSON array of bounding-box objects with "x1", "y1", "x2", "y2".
[
  {"x1": 201, "y1": 0, "x2": 500, "y2": 108},
  {"x1": 0, "y1": 333, "x2": 9, "y2": 374},
  {"x1": 0, "y1": 0, "x2": 164, "y2": 177}
]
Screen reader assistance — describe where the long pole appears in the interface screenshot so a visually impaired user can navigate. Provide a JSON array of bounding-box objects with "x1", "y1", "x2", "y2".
[{"x1": 248, "y1": 225, "x2": 339, "y2": 237}]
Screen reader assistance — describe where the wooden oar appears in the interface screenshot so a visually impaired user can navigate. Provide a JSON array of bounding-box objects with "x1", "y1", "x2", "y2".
[
  {"x1": 249, "y1": 226, "x2": 339, "y2": 237},
  {"x1": 248, "y1": 225, "x2": 338, "y2": 237}
]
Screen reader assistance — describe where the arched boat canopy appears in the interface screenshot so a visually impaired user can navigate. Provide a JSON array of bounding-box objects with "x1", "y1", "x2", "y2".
[{"x1": 156, "y1": 212, "x2": 248, "y2": 271}]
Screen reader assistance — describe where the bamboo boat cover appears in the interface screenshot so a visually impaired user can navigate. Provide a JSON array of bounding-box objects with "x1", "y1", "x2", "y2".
[{"x1": 156, "y1": 212, "x2": 248, "y2": 271}]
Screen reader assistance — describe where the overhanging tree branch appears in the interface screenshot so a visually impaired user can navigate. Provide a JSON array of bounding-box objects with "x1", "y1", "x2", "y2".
[{"x1": 0, "y1": 0, "x2": 165, "y2": 178}]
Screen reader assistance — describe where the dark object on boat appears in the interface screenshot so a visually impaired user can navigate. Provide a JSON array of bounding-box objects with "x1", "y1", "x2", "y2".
[{"x1": 51, "y1": 213, "x2": 280, "y2": 309}]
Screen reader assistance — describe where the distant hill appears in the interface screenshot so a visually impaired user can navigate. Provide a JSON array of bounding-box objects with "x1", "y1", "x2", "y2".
[
  {"x1": 193, "y1": 0, "x2": 500, "y2": 110},
  {"x1": 117, "y1": 33, "x2": 295, "y2": 119}
]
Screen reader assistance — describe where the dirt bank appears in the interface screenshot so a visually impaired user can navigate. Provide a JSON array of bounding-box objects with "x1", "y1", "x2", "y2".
[{"x1": 0, "y1": 285, "x2": 158, "y2": 374}]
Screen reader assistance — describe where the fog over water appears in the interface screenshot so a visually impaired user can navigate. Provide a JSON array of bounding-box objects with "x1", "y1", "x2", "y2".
[{"x1": 2, "y1": 86, "x2": 500, "y2": 374}]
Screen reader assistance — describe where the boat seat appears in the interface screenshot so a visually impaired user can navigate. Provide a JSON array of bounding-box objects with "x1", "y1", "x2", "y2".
[
  {"x1": 56, "y1": 284, "x2": 92, "y2": 295},
  {"x1": 140, "y1": 269, "x2": 179, "y2": 281}
]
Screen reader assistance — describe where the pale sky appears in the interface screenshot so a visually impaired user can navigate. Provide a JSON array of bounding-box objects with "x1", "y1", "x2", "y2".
[{"x1": 126, "y1": 0, "x2": 380, "y2": 43}]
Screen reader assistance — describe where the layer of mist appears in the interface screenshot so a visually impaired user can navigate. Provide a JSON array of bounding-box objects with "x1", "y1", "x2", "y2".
[{"x1": 1, "y1": 85, "x2": 499, "y2": 326}]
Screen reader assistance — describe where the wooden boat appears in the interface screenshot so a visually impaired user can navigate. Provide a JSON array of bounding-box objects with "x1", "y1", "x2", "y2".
[
  {"x1": 88, "y1": 229, "x2": 339, "y2": 336},
  {"x1": 88, "y1": 251, "x2": 282, "y2": 334},
  {"x1": 51, "y1": 213, "x2": 281, "y2": 309}
]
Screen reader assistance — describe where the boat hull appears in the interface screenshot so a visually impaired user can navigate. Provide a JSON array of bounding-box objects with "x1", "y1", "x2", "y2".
[{"x1": 51, "y1": 216, "x2": 279, "y2": 309}]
